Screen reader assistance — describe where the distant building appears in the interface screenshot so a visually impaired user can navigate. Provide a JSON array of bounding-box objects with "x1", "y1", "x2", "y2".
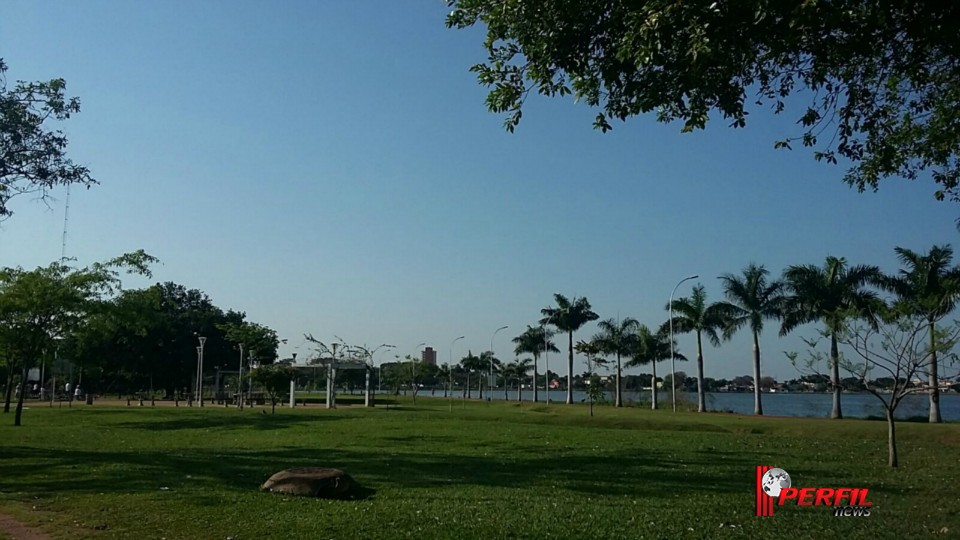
[{"x1": 421, "y1": 347, "x2": 437, "y2": 365}]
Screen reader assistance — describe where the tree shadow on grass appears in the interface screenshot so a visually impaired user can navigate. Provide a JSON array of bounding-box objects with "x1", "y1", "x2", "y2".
[
  {"x1": 113, "y1": 411, "x2": 342, "y2": 432},
  {"x1": 0, "y1": 443, "x2": 763, "y2": 502}
]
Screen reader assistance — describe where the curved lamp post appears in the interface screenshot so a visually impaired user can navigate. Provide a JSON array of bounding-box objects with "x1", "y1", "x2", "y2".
[
  {"x1": 669, "y1": 275, "x2": 698, "y2": 412},
  {"x1": 371, "y1": 344, "x2": 395, "y2": 396}
]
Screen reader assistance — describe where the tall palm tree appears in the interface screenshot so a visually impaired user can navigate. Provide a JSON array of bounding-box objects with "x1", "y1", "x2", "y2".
[
  {"x1": 592, "y1": 317, "x2": 640, "y2": 407},
  {"x1": 512, "y1": 326, "x2": 558, "y2": 403},
  {"x1": 663, "y1": 284, "x2": 728, "y2": 413},
  {"x1": 540, "y1": 294, "x2": 600, "y2": 404},
  {"x1": 628, "y1": 324, "x2": 684, "y2": 409},
  {"x1": 882, "y1": 245, "x2": 960, "y2": 423},
  {"x1": 504, "y1": 358, "x2": 533, "y2": 402},
  {"x1": 437, "y1": 363, "x2": 452, "y2": 398},
  {"x1": 781, "y1": 256, "x2": 882, "y2": 419},
  {"x1": 717, "y1": 264, "x2": 784, "y2": 416},
  {"x1": 460, "y1": 351, "x2": 483, "y2": 399},
  {"x1": 477, "y1": 351, "x2": 500, "y2": 399}
]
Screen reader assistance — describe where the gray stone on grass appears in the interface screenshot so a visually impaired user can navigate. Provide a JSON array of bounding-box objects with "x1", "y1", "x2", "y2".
[{"x1": 260, "y1": 467, "x2": 355, "y2": 498}]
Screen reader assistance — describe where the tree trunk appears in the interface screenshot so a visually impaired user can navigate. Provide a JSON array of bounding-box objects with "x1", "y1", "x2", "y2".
[
  {"x1": 886, "y1": 408, "x2": 898, "y2": 467},
  {"x1": 532, "y1": 355, "x2": 539, "y2": 403},
  {"x1": 752, "y1": 332, "x2": 763, "y2": 415},
  {"x1": 272, "y1": 399, "x2": 276, "y2": 414},
  {"x1": 466, "y1": 373, "x2": 471, "y2": 399},
  {"x1": 566, "y1": 331, "x2": 574, "y2": 404},
  {"x1": 516, "y1": 379, "x2": 522, "y2": 402},
  {"x1": 696, "y1": 331, "x2": 706, "y2": 413},
  {"x1": 3, "y1": 370, "x2": 13, "y2": 413},
  {"x1": 14, "y1": 365, "x2": 28, "y2": 426},
  {"x1": 478, "y1": 375, "x2": 483, "y2": 400},
  {"x1": 929, "y1": 318, "x2": 941, "y2": 423},
  {"x1": 503, "y1": 380, "x2": 508, "y2": 401},
  {"x1": 615, "y1": 353, "x2": 623, "y2": 407},
  {"x1": 651, "y1": 360, "x2": 658, "y2": 409},
  {"x1": 830, "y1": 332, "x2": 842, "y2": 419}
]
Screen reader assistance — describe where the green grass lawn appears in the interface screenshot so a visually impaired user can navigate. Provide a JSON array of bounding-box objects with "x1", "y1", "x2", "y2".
[{"x1": 1, "y1": 398, "x2": 958, "y2": 539}]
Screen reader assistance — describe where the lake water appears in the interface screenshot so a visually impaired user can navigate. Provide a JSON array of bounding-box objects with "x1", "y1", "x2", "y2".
[{"x1": 417, "y1": 389, "x2": 960, "y2": 421}]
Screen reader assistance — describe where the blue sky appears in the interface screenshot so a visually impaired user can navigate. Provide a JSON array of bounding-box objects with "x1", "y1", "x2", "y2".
[{"x1": 1, "y1": 1, "x2": 956, "y2": 380}]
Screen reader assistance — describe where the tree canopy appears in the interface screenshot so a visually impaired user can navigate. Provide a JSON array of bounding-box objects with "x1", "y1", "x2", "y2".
[
  {"x1": 446, "y1": 1, "x2": 960, "y2": 201},
  {"x1": 0, "y1": 58, "x2": 97, "y2": 217}
]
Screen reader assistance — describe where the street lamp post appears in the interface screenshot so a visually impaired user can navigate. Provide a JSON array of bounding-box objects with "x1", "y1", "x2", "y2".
[
  {"x1": 194, "y1": 346, "x2": 201, "y2": 406},
  {"x1": 489, "y1": 325, "x2": 508, "y2": 392},
  {"x1": 238, "y1": 343, "x2": 244, "y2": 410},
  {"x1": 449, "y1": 335, "x2": 465, "y2": 412},
  {"x1": 542, "y1": 325, "x2": 552, "y2": 406},
  {"x1": 372, "y1": 344, "x2": 395, "y2": 397},
  {"x1": 669, "y1": 275, "x2": 698, "y2": 412},
  {"x1": 198, "y1": 336, "x2": 207, "y2": 407}
]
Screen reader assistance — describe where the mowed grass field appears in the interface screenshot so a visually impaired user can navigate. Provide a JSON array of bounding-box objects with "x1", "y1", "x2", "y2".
[{"x1": 1, "y1": 398, "x2": 958, "y2": 539}]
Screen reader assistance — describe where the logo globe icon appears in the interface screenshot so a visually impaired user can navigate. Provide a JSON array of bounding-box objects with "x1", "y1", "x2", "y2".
[{"x1": 761, "y1": 468, "x2": 791, "y2": 497}]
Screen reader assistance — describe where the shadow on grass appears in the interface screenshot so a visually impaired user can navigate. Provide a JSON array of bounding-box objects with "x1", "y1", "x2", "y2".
[
  {"x1": 114, "y1": 412, "x2": 342, "y2": 432},
  {"x1": 0, "y1": 442, "x2": 759, "y2": 501}
]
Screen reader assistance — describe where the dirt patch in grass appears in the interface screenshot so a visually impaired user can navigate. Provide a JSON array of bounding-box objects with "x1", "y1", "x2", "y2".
[{"x1": 0, "y1": 513, "x2": 50, "y2": 540}]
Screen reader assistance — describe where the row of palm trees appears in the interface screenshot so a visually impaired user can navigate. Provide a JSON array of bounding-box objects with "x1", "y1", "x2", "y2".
[{"x1": 502, "y1": 244, "x2": 959, "y2": 422}]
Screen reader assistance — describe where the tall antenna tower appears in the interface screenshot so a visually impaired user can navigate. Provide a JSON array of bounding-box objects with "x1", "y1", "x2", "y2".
[{"x1": 60, "y1": 185, "x2": 71, "y2": 262}]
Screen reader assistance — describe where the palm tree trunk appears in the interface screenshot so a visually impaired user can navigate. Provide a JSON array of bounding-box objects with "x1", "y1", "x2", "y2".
[
  {"x1": 651, "y1": 360, "x2": 657, "y2": 409},
  {"x1": 929, "y1": 318, "x2": 941, "y2": 423},
  {"x1": 886, "y1": 408, "x2": 898, "y2": 467},
  {"x1": 566, "y1": 331, "x2": 574, "y2": 405},
  {"x1": 532, "y1": 354, "x2": 539, "y2": 403},
  {"x1": 478, "y1": 375, "x2": 483, "y2": 400},
  {"x1": 696, "y1": 331, "x2": 706, "y2": 413},
  {"x1": 466, "y1": 373, "x2": 471, "y2": 399},
  {"x1": 615, "y1": 353, "x2": 623, "y2": 408},
  {"x1": 503, "y1": 379, "x2": 508, "y2": 401},
  {"x1": 516, "y1": 378, "x2": 521, "y2": 402},
  {"x1": 752, "y1": 332, "x2": 763, "y2": 416},
  {"x1": 830, "y1": 332, "x2": 842, "y2": 419}
]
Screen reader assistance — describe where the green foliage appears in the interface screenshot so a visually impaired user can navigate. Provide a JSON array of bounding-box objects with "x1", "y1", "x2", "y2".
[
  {"x1": 717, "y1": 264, "x2": 784, "y2": 338},
  {"x1": 446, "y1": 2, "x2": 960, "y2": 201},
  {"x1": 66, "y1": 282, "x2": 255, "y2": 397},
  {"x1": 781, "y1": 256, "x2": 883, "y2": 336},
  {"x1": 663, "y1": 284, "x2": 726, "y2": 346},
  {"x1": 885, "y1": 245, "x2": 960, "y2": 322},
  {"x1": 511, "y1": 325, "x2": 558, "y2": 359},
  {"x1": 585, "y1": 374, "x2": 606, "y2": 403},
  {"x1": 249, "y1": 364, "x2": 297, "y2": 413},
  {"x1": 541, "y1": 294, "x2": 599, "y2": 402},
  {"x1": 0, "y1": 251, "x2": 158, "y2": 368},
  {"x1": 625, "y1": 324, "x2": 682, "y2": 369},
  {"x1": 0, "y1": 252, "x2": 157, "y2": 424},
  {"x1": 0, "y1": 58, "x2": 97, "y2": 217},
  {"x1": 217, "y1": 321, "x2": 280, "y2": 365},
  {"x1": 591, "y1": 318, "x2": 640, "y2": 359}
]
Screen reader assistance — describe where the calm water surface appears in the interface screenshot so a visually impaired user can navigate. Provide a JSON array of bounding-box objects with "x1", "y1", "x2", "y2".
[{"x1": 415, "y1": 389, "x2": 960, "y2": 421}]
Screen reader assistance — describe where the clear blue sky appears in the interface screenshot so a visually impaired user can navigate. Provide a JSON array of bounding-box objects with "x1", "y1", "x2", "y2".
[{"x1": 2, "y1": 1, "x2": 956, "y2": 380}]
